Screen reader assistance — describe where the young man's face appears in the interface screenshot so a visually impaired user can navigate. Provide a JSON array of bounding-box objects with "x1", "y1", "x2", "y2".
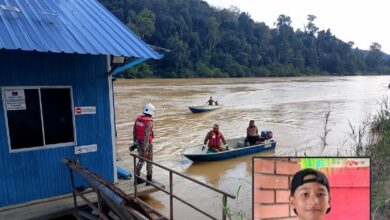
[{"x1": 290, "y1": 175, "x2": 331, "y2": 220}]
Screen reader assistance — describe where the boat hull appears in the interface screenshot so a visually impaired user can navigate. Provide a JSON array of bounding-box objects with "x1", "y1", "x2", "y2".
[
  {"x1": 188, "y1": 105, "x2": 222, "y2": 113},
  {"x1": 183, "y1": 140, "x2": 276, "y2": 162}
]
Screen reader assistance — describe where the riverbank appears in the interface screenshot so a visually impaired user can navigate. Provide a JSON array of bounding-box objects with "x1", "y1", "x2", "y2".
[
  {"x1": 364, "y1": 98, "x2": 390, "y2": 219},
  {"x1": 115, "y1": 72, "x2": 389, "y2": 79}
]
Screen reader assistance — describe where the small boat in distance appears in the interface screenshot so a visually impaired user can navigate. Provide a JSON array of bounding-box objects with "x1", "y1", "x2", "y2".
[
  {"x1": 188, "y1": 105, "x2": 223, "y2": 113},
  {"x1": 183, "y1": 137, "x2": 276, "y2": 162}
]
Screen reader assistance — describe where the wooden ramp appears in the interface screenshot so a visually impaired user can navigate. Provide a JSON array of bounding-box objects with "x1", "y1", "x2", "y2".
[{"x1": 0, "y1": 173, "x2": 165, "y2": 220}]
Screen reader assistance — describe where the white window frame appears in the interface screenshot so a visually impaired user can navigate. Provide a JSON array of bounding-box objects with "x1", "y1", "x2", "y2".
[{"x1": 1, "y1": 86, "x2": 77, "y2": 153}]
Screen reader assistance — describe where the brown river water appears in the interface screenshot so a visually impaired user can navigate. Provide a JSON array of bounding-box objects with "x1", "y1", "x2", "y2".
[{"x1": 114, "y1": 76, "x2": 390, "y2": 219}]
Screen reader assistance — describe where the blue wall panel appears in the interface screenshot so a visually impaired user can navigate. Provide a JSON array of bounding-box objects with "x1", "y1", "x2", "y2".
[{"x1": 0, "y1": 50, "x2": 114, "y2": 207}]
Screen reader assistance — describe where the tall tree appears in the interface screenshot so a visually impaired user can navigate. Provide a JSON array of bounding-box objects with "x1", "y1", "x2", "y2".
[
  {"x1": 272, "y1": 15, "x2": 294, "y2": 64},
  {"x1": 127, "y1": 8, "x2": 156, "y2": 39},
  {"x1": 366, "y1": 42, "x2": 384, "y2": 72},
  {"x1": 99, "y1": 0, "x2": 390, "y2": 78},
  {"x1": 305, "y1": 15, "x2": 319, "y2": 35}
]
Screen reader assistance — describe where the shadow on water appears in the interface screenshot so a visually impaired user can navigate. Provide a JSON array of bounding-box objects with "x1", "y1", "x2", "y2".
[
  {"x1": 183, "y1": 160, "x2": 240, "y2": 188},
  {"x1": 182, "y1": 149, "x2": 275, "y2": 186}
]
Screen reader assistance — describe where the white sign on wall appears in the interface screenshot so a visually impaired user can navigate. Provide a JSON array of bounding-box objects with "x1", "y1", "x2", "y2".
[
  {"x1": 74, "y1": 106, "x2": 96, "y2": 115},
  {"x1": 74, "y1": 144, "x2": 97, "y2": 154},
  {"x1": 4, "y1": 89, "x2": 26, "y2": 111}
]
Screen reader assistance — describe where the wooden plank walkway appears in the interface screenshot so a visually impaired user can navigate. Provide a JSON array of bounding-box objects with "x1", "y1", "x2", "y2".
[{"x1": 0, "y1": 177, "x2": 165, "y2": 220}]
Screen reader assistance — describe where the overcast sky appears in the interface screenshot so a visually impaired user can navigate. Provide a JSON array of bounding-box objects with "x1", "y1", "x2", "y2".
[{"x1": 204, "y1": 0, "x2": 390, "y2": 53}]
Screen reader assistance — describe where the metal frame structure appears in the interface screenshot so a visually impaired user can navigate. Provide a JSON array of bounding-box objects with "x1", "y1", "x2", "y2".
[
  {"x1": 131, "y1": 153, "x2": 236, "y2": 220},
  {"x1": 63, "y1": 158, "x2": 160, "y2": 220}
]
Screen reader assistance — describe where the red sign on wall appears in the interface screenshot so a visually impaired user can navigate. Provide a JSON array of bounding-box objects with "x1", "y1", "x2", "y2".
[{"x1": 74, "y1": 106, "x2": 96, "y2": 115}]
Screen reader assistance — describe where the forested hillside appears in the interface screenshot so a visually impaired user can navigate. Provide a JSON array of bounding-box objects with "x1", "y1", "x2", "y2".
[{"x1": 100, "y1": 0, "x2": 390, "y2": 78}]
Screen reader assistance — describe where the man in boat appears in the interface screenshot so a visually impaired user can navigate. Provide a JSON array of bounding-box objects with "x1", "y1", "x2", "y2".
[
  {"x1": 245, "y1": 120, "x2": 265, "y2": 146},
  {"x1": 202, "y1": 124, "x2": 229, "y2": 152},
  {"x1": 290, "y1": 168, "x2": 331, "y2": 220},
  {"x1": 132, "y1": 103, "x2": 155, "y2": 185},
  {"x1": 206, "y1": 96, "x2": 216, "y2": 105}
]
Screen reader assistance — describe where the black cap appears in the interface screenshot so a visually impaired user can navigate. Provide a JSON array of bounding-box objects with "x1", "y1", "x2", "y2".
[
  {"x1": 291, "y1": 168, "x2": 330, "y2": 195},
  {"x1": 291, "y1": 168, "x2": 331, "y2": 214}
]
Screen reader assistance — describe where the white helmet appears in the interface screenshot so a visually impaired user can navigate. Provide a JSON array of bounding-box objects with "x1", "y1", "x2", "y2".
[{"x1": 143, "y1": 103, "x2": 155, "y2": 116}]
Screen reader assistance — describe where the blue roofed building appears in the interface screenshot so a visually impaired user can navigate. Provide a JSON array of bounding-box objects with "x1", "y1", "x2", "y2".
[{"x1": 0, "y1": 0, "x2": 160, "y2": 209}]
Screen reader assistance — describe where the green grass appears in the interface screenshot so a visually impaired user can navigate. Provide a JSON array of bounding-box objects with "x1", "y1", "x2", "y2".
[
  {"x1": 366, "y1": 130, "x2": 390, "y2": 219},
  {"x1": 222, "y1": 185, "x2": 247, "y2": 220},
  {"x1": 364, "y1": 97, "x2": 390, "y2": 219}
]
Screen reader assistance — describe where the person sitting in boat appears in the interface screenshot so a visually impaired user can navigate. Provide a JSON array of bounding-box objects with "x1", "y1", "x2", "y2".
[
  {"x1": 245, "y1": 120, "x2": 265, "y2": 147},
  {"x1": 206, "y1": 96, "x2": 216, "y2": 105},
  {"x1": 202, "y1": 124, "x2": 229, "y2": 152}
]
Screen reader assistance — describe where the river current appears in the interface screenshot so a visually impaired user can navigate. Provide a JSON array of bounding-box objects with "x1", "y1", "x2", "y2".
[{"x1": 114, "y1": 76, "x2": 390, "y2": 219}]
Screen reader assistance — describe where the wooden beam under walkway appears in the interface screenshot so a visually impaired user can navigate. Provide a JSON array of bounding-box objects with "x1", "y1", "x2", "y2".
[{"x1": 0, "y1": 174, "x2": 165, "y2": 220}]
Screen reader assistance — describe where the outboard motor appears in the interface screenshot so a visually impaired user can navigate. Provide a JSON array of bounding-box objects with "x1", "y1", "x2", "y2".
[{"x1": 261, "y1": 131, "x2": 273, "y2": 140}]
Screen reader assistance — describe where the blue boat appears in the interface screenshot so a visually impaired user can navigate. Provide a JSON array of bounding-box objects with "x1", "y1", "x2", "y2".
[
  {"x1": 188, "y1": 105, "x2": 223, "y2": 113},
  {"x1": 183, "y1": 137, "x2": 276, "y2": 162}
]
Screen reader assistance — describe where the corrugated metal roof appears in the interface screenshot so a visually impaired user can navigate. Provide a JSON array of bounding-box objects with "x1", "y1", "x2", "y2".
[{"x1": 0, "y1": 0, "x2": 161, "y2": 59}]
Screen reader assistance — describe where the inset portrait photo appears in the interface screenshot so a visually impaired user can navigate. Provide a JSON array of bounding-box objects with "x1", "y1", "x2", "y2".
[{"x1": 253, "y1": 157, "x2": 370, "y2": 220}]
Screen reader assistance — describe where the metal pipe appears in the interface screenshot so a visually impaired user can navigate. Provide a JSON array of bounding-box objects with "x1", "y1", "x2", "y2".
[
  {"x1": 222, "y1": 195, "x2": 227, "y2": 220},
  {"x1": 133, "y1": 155, "x2": 137, "y2": 198},
  {"x1": 111, "y1": 57, "x2": 149, "y2": 76},
  {"x1": 129, "y1": 153, "x2": 234, "y2": 219},
  {"x1": 130, "y1": 153, "x2": 235, "y2": 199},
  {"x1": 169, "y1": 171, "x2": 173, "y2": 220},
  {"x1": 97, "y1": 191, "x2": 103, "y2": 219},
  {"x1": 62, "y1": 158, "x2": 151, "y2": 219},
  {"x1": 134, "y1": 178, "x2": 216, "y2": 219},
  {"x1": 68, "y1": 169, "x2": 78, "y2": 209},
  {"x1": 75, "y1": 190, "x2": 110, "y2": 220},
  {"x1": 68, "y1": 162, "x2": 125, "y2": 205}
]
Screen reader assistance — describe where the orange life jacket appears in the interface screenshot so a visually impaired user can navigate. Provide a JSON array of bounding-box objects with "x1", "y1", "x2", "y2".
[
  {"x1": 208, "y1": 131, "x2": 222, "y2": 147},
  {"x1": 134, "y1": 115, "x2": 154, "y2": 143}
]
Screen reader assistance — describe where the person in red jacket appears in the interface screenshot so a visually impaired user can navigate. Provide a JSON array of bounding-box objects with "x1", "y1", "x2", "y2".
[
  {"x1": 132, "y1": 103, "x2": 155, "y2": 185},
  {"x1": 203, "y1": 124, "x2": 229, "y2": 152}
]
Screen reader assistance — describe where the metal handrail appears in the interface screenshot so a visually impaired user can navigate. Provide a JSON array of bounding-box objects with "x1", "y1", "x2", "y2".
[
  {"x1": 131, "y1": 153, "x2": 236, "y2": 220},
  {"x1": 63, "y1": 158, "x2": 151, "y2": 220}
]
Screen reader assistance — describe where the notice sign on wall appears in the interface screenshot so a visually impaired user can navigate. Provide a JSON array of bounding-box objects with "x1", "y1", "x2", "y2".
[
  {"x1": 4, "y1": 89, "x2": 26, "y2": 111},
  {"x1": 75, "y1": 144, "x2": 97, "y2": 154},
  {"x1": 75, "y1": 106, "x2": 96, "y2": 115}
]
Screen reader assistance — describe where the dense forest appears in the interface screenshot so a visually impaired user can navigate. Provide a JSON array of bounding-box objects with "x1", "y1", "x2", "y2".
[{"x1": 100, "y1": 0, "x2": 390, "y2": 78}]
